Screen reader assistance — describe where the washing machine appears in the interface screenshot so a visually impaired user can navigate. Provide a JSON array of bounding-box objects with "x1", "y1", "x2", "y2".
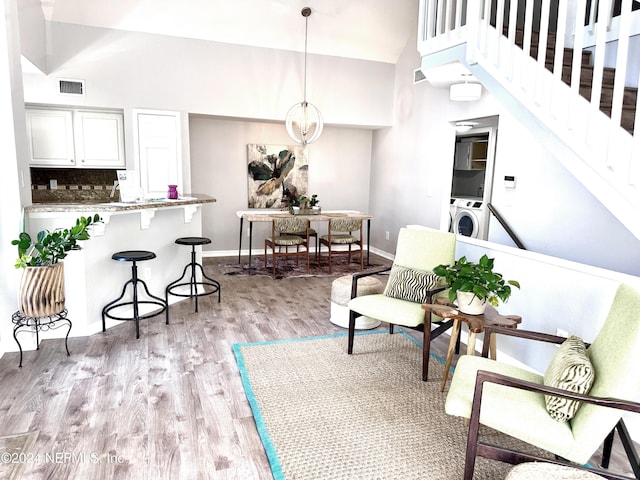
[
  {"x1": 452, "y1": 198, "x2": 489, "y2": 240},
  {"x1": 448, "y1": 198, "x2": 457, "y2": 233}
]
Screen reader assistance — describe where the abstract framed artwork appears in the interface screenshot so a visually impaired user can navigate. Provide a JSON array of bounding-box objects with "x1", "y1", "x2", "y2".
[{"x1": 247, "y1": 144, "x2": 308, "y2": 209}]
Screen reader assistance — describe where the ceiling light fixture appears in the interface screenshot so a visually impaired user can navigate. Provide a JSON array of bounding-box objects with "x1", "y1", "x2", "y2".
[
  {"x1": 449, "y1": 74, "x2": 482, "y2": 102},
  {"x1": 285, "y1": 7, "x2": 323, "y2": 146},
  {"x1": 455, "y1": 122, "x2": 476, "y2": 132}
]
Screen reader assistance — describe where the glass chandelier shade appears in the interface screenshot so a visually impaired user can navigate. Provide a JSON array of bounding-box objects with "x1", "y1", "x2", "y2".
[
  {"x1": 285, "y1": 101, "x2": 323, "y2": 145},
  {"x1": 285, "y1": 7, "x2": 323, "y2": 145}
]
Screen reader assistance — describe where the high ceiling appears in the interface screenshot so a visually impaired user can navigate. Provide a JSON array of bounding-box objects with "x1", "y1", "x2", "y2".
[{"x1": 40, "y1": 0, "x2": 419, "y2": 64}]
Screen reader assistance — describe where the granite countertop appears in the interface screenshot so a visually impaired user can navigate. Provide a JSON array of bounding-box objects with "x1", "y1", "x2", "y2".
[{"x1": 25, "y1": 193, "x2": 216, "y2": 214}]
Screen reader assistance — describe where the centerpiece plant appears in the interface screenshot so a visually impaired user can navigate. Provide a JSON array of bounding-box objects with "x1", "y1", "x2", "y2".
[
  {"x1": 11, "y1": 214, "x2": 101, "y2": 318},
  {"x1": 433, "y1": 254, "x2": 520, "y2": 314}
]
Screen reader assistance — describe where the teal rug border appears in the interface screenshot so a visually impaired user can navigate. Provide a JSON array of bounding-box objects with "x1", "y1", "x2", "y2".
[{"x1": 232, "y1": 329, "x2": 448, "y2": 480}]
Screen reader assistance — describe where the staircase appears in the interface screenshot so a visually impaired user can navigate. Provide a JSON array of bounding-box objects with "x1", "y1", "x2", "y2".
[
  {"x1": 417, "y1": 0, "x2": 640, "y2": 239},
  {"x1": 520, "y1": 29, "x2": 637, "y2": 135}
]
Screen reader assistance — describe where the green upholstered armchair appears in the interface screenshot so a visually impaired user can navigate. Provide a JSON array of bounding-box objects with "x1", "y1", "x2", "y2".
[
  {"x1": 445, "y1": 283, "x2": 640, "y2": 480},
  {"x1": 347, "y1": 227, "x2": 457, "y2": 381}
]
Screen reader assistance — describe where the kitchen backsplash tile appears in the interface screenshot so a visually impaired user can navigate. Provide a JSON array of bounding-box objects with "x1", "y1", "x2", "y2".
[{"x1": 31, "y1": 168, "x2": 119, "y2": 203}]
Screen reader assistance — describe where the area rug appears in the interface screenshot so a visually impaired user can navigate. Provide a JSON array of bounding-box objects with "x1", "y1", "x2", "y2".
[
  {"x1": 233, "y1": 332, "x2": 548, "y2": 480},
  {"x1": 220, "y1": 257, "x2": 383, "y2": 279},
  {"x1": 0, "y1": 431, "x2": 39, "y2": 480}
]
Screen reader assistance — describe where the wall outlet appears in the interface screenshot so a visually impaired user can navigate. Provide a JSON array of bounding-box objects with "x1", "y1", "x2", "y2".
[
  {"x1": 247, "y1": 228, "x2": 251, "y2": 237},
  {"x1": 385, "y1": 231, "x2": 390, "y2": 240},
  {"x1": 49, "y1": 179, "x2": 58, "y2": 190}
]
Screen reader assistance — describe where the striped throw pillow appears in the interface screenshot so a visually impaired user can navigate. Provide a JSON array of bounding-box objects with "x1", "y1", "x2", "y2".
[
  {"x1": 543, "y1": 336, "x2": 595, "y2": 422},
  {"x1": 383, "y1": 265, "x2": 443, "y2": 304}
]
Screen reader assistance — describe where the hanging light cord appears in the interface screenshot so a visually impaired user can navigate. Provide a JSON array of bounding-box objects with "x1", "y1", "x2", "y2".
[{"x1": 303, "y1": 12, "x2": 309, "y2": 104}]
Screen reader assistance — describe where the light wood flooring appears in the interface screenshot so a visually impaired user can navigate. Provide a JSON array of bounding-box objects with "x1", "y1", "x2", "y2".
[{"x1": 0, "y1": 255, "x2": 635, "y2": 479}]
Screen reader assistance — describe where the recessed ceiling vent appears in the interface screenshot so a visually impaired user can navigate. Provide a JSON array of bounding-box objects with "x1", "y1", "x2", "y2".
[
  {"x1": 413, "y1": 68, "x2": 427, "y2": 84},
  {"x1": 58, "y1": 78, "x2": 85, "y2": 96}
]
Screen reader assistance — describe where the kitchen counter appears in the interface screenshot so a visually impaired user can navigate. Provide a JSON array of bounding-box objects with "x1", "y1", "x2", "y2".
[
  {"x1": 25, "y1": 193, "x2": 215, "y2": 213},
  {"x1": 25, "y1": 194, "x2": 216, "y2": 230}
]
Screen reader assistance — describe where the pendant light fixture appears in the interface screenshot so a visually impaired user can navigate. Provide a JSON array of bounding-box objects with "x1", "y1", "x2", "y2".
[
  {"x1": 449, "y1": 74, "x2": 482, "y2": 102},
  {"x1": 285, "y1": 7, "x2": 323, "y2": 145}
]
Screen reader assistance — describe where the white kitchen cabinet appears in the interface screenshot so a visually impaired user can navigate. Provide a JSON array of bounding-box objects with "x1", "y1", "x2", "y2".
[
  {"x1": 25, "y1": 109, "x2": 75, "y2": 166},
  {"x1": 73, "y1": 111, "x2": 125, "y2": 168},
  {"x1": 26, "y1": 107, "x2": 125, "y2": 168}
]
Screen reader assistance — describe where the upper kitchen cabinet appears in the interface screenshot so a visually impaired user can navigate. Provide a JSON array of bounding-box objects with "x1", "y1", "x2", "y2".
[
  {"x1": 453, "y1": 134, "x2": 489, "y2": 170},
  {"x1": 26, "y1": 107, "x2": 125, "y2": 168}
]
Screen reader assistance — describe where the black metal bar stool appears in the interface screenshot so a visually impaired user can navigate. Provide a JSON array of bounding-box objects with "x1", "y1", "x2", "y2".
[
  {"x1": 166, "y1": 237, "x2": 221, "y2": 312},
  {"x1": 102, "y1": 250, "x2": 169, "y2": 339}
]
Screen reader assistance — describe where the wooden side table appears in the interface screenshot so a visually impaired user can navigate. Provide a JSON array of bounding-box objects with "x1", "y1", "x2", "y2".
[{"x1": 422, "y1": 298, "x2": 521, "y2": 391}]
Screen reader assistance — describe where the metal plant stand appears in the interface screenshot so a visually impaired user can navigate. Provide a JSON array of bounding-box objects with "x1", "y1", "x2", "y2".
[{"x1": 11, "y1": 309, "x2": 72, "y2": 368}]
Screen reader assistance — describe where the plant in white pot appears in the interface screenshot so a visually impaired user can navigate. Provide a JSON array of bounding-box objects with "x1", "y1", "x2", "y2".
[
  {"x1": 11, "y1": 214, "x2": 101, "y2": 317},
  {"x1": 308, "y1": 194, "x2": 320, "y2": 213},
  {"x1": 433, "y1": 254, "x2": 520, "y2": 315}
]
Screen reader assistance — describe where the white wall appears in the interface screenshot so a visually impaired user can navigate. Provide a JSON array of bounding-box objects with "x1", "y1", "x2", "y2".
[
  {"x1": 489, "y1": 111, "x2": 640, "y2": 274},
  {"x1": 1, "y1": 0, "x2": 31, "y2": 359},
  {"x1": 22, "y1": 22, "x2": 395, "y2": 128},
  {"x1": 16, "y1": 0, "x2": 45, "y2": 71},
  {"x1": 188, "y1": 116, "x2": 373, "y2": 254}
]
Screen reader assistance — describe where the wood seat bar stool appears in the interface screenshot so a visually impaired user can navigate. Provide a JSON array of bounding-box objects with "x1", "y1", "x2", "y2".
[
  {"x1": 166, "y1": 237, "x2": 221, "y2": 312},
  {"x1": 102, "y1": 250, "x2": 169, "y2": 339}
]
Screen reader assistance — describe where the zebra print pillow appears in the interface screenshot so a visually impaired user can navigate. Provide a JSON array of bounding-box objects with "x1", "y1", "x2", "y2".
[
  {"x1": 543, "y1": 335, "x2": 595, "y2": 422},
  {"x1": 383, "y1": 265, "x2": 443, "y2": 304}
]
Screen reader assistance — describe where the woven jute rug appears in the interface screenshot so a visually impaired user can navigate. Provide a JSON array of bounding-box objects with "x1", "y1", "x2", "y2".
[
  {"x1": 234, "y1": 332, "x2": 546, "y2": 480},
  {"x1": 0, "y1": 431, "x2": 39, "y2": 480}
]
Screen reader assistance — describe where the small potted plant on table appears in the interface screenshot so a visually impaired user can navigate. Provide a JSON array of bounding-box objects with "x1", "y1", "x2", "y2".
[
  {"x1": 309, "y1": 194, "x2": 320, "y2": 214},
  {"x1": 433, "y1": 254, "x2": 520, "y2": 315}
]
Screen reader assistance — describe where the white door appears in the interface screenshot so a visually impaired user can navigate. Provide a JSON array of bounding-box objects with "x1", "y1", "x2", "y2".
[
  {"x1": 135, "y1": 110, "x2": 182, "y2": 198},
  {"x1": 26, "y1": 109, "x2": 75, "y2": 166}
]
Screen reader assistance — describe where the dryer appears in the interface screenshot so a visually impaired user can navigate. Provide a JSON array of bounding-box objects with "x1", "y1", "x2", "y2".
[{"x1": 452, "y1": 198, "x2": 489, "y2": 240}]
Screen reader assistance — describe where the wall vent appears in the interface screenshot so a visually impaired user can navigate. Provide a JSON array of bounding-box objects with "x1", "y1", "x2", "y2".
[
  {"x1": 413, "y1": 68, "x2": 427, "y2": 85},
  {"x1": 58, "y1": 79, "x2": 85, "y2": 96}
]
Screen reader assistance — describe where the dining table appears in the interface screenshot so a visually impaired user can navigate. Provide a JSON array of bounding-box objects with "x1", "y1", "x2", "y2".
[{"x1": 235, "y1": 209, "x2": 373, "y2": 267}]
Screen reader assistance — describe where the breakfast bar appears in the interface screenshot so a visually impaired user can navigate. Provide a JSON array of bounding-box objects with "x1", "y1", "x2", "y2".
[{"x1": 15, "y1": 195, "x2": 216, "y2": 349}]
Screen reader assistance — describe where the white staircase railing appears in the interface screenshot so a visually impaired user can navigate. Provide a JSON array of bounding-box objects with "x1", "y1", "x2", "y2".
[{"x1": 418, "y1": 0, "x2": 640, "y2": 239}]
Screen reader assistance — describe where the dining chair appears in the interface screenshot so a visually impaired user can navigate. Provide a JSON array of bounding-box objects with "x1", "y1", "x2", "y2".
[
  {"x1": 283, "y1": 227, "x2": 319, "y2": 260},
  {"x1": 320, "y1": 217, "x2": 363, "y2": 273},
  {"x1": 445, "y1": 283, "x2": 640, "y2": 480},
  {"x1": 347, "y1": 227, "x2": 457, "y2": 381},
  {"x1": 264, "y1": 217, "x2": 310, "y2": 277}
]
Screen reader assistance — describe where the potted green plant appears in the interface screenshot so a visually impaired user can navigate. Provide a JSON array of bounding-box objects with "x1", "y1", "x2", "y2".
[
  {"x1": 433, "y1": 254, "x2": 520, "y2": 315},
  {"x1": 297, "y1": 195, "x2": 309, "y2": 209},
  {"x1": 12, "y1": 214, "x2": 101, "y2": 317},
  {"x1": 309, "y1": 194, "x2": 320, "y2": 213}
]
